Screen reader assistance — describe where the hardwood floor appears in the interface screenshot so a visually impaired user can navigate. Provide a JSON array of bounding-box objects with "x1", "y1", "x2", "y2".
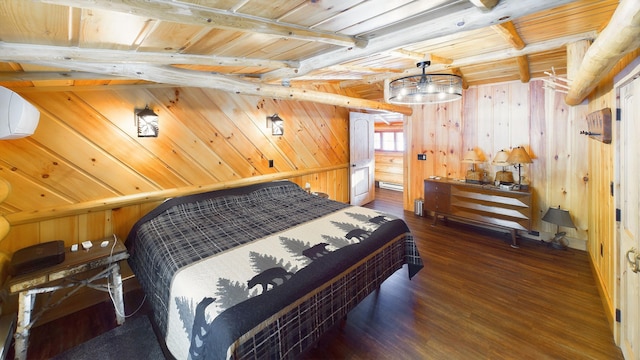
[
  {"x1": 303, "y1": 189, "x2": 623, "y2": 359},
  {"x1": 22, "y1": 188, "x2": 622, "y2": 359}
]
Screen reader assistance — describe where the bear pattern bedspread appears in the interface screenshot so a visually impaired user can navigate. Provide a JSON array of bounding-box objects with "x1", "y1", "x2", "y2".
[{"x1": 126, "y1": 181, "x2": 422, "y2": 359}]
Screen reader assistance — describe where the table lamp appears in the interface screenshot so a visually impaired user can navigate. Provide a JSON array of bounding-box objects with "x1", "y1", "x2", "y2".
[
  {"x1": 461, "y1": 149, "x2": 483, "y2": 184},
  {"x1": 542, "y1": 206, "x2": 576, "y2": 249},
  {"x1": 506, "y1": 146, "x2": 532, "y2": 187},
  {"x1": 492, "y1": 150, "x2": 514, "y2": 184}
]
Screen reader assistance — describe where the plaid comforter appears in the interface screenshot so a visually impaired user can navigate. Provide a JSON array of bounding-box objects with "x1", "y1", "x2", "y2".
[{"x1": 126, "y1": 181, "x2": 422, "y2": 359}]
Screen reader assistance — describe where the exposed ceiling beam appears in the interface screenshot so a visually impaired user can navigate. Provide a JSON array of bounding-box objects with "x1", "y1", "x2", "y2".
[
  {"x1": 0, "y1": 71, "x2": 127, "y2": 82},
  {"x1": 565, "y1": 0, "x2": 640, "y2": 105},
  {"x1": 492, "y1": 21, "x2": 526, "y2": 50},
  {"x1": 323, "y1": 65, "x2": 405, "y2": 74},
  {"x1": 338, "y1": 31, "x2": 597, "y2": 88},
  {"x1": 451, "y1": 68, "x2": 469, "y2": 89},
  {"x1": 388, "y1": 50, "x2": 453, "y2": 65},
  {"x1": 6, "y1": 83, "x2": 176, "y2": 93},
  {"x1": 492, "y1": 19, "x2": 528, "y2": 82},
  {"x1": 0, "y1": 42, "x2": 298, "y2": 70},
  {"x1": 516, "y1": 55, "x2": 530, "y2": 83},
  {"x1": 260, "y1": 0, "x2": 578, "y2": 82},
  {"x1": 38, "y1": 0, "x2": 363, "y2": 48},
  {"x1": 23, "y1": 61, "x2": 413, "y2": 115},
  {"x1": 5, "y1": 30, "x2": 583, "y2": 88},
  {"x1": 468, "y1": 0, "x2": 500, "y2": 11}
]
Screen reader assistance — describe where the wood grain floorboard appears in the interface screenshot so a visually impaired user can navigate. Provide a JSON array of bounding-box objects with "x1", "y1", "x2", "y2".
[
  {"x1": 22, "y1": 188, "x2": 622, "y2": 359},
  {"x1": 302, "y1": 188, "x2": 623, "y2": 360}
]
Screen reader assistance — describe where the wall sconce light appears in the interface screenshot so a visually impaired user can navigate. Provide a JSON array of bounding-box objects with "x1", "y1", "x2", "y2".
[
  {"x1": 506, "y1": 146, "x2": 532, "y2": 187},
  {"x1": 461, "y1": 149, "x2": 483, "y2": 184},
  {"x1": 136, "y1": 105, "x2": 159, "y2": 137},
  {"x1": 492, "y1": 149, "x2": 514, "y2": 184},
  {"x1": 542, "y1": 206, "x2": 577, "y2": 249},
  {"x1": 266, "y1": 114, "x2": 284, "y2": 135}
]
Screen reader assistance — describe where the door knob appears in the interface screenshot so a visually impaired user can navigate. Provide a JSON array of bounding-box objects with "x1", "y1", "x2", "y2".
[{"x1": 626, "y1": 247, "x2": 640, "y2": 273}]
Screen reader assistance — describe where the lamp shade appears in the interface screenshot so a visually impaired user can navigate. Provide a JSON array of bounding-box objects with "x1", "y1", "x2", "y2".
[
  {"x1": 461, "y1": 150, "x2": 481, "y2": 163},
  {"x1": 136, "y1": 106, "x2": 157, "y2": 120},
  {"x1": 267, "y1": 114, "x2": 284, "y2": 135},
  {"x1": 542, "y1": 206, "x2": 576, "y2": 229},
  {"x1": 506, "y1": 146, "x2": 532, "y2": 164},
  {"x1": 492, "y1": 150, "x2": 511, "y2": 166},
  {"x1": 136, "y1": 105, "x2": 159, "y2": 137}
]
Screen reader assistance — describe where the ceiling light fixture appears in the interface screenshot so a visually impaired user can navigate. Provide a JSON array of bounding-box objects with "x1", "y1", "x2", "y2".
[{"x1": 388, "y1": 61, "x2": 463, "y2": 104}]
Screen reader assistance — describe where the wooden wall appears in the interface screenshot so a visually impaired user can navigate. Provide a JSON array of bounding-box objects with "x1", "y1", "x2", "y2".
[
  {"x1": 374, "y1": 123, "x2": 404, "y2": 186},
  {"x1": 585, "y1": 49, "x2": 640, "y2": 329},
  {"x1": 404, "y1": 79, "x2": 589, "y2": 248},
  {"x1": 0, "y1": 85, "x2": 351, "y2": 277},
  {"x1": 1, "y1": 52, "x2": 638, "y2": 327},
  {"x1": 374, "y1": 151, "x2": 403, "y2": 185},
  {"x1": 403, "y1": 51, "x2": 640, "y2": 332}
]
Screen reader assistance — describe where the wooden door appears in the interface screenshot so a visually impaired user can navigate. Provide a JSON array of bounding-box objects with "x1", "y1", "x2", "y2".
[
  {"x1": 349, "y1": 112, "x2": 375, "y2": 205},
  {"x1": 619, "y1": 74, "x2": 640, "y2": 360}
]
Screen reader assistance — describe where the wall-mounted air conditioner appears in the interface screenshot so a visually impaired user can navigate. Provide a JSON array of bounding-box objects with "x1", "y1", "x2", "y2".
[{"x1": 0, "y1": 86, "x2": 40, "y2": 140}]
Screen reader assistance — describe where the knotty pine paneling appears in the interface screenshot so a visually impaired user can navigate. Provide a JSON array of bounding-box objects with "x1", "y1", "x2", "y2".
[
  {"x1": 374, "y1": 151, "x2": 403, "y2": 185},
  {"x1": 0, "y1": 86, "x2": 351, "y2": 259},
  {"x1": 373, "y1": 122, "x2": 403, "y2": 186},
  {"x1": 541, "y1": 86, "x2": 589, "y2": 242},
  {"x1": 405, "y1": 80, "x2": 589, "y2": 250},
  {"x1": 529, "y1": 81, "x2": 547, "y2": 228},
  {"x1": 585, "y1": 49, "x2": 640, "y2": 329}
]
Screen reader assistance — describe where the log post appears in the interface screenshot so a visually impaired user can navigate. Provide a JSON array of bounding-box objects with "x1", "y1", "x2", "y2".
[{"x1": 565, "y1": 0, "x2": 640, "y2": 105}]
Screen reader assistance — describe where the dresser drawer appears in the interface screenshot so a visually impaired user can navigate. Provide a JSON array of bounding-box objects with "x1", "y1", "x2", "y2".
[
  {"x1": 424, "y1": 180, "x2": 451, "y2": 194},
  {"x1": 424, "y1": 193, "x2": 450, "y2": 213}
]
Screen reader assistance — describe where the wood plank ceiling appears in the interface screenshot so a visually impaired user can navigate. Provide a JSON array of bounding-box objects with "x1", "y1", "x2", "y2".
[{"x1": 0, "y1": 0, "x2": 635, "y2": 114}]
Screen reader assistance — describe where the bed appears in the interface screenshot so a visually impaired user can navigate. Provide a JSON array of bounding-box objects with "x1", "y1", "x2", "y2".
[{"x1": 126, "y1": 180, "x2": 423, "y2": 359}]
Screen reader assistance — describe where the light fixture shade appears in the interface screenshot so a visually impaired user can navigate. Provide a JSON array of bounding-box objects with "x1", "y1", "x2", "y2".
[
  {"x1": 492, "y1": 150, "x2": 511, "y2": 166},
  {"x1": 137, "y1": 106, "x2": 157, "y2": 120},
  {"x1": 267, "y1": 114, "x2": 284, "y2": 135},
  {"x1": 461, "y1": 150, "x2": 481, "y2": 163},
  {"x1": 542, "y1": 206, "x2": 576, "y2": 229},
  {"x1": 388, "y1": 61, "x2": 462, "y2": 104},
  {"x1": 136, "y1": 105, "x2": 159, "y2": 137},
  {"x1": 506, "y1": 146, "x2": 532, "y2": 164},
  {"x1": 389, "y1": 74, "x2": 463, "y2": 104}
]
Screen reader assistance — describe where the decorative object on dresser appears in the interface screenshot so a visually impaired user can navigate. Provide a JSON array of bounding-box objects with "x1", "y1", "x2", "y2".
[
  {"x1": 541, "y1": 206, "x2": 577, "y2": 249},
  {"x1": 506, "y1": 146, "x2": 533, "y2": 189},
  {"x1": 492, "y1": 149, "x2": 514, "y2": 184},
  {"x1": 461, "y1": 149, "x2": 484, "y2": 184},
  {"x1": 423, "y1": 178, "x2": 532, "y2": 248}
]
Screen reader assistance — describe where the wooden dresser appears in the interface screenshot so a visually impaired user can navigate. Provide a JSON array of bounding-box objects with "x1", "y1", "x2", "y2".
[{"x1": 423, "y1": 178, "x2": 532, "y2": 247}]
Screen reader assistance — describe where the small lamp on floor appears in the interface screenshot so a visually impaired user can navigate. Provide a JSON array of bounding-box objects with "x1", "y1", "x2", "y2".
[{"x1": 542, "y1": 206, "x2": 577, "y2": 249}]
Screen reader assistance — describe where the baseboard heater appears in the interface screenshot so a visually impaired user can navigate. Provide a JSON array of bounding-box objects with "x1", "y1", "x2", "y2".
[{"x1": 378, "y1": 181, "x2": 403, "y2": 191}]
